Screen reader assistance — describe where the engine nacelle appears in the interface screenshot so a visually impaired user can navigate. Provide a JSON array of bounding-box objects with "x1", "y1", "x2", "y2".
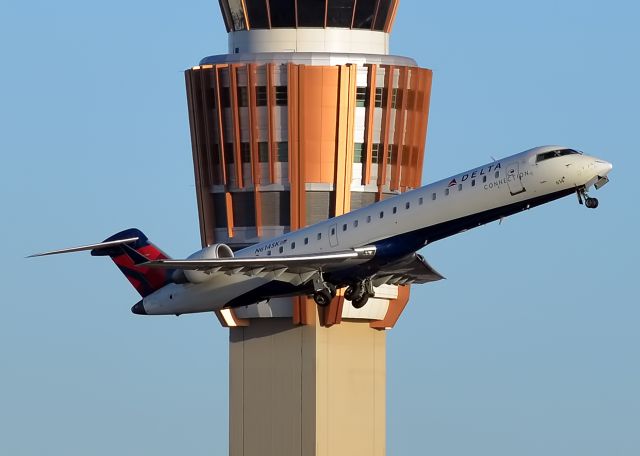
[{"x1": 183, "y1": 243, "x2": 234, "y2": 284}]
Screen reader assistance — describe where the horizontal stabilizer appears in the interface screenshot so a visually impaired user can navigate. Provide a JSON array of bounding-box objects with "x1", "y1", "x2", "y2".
[
  {"x1": 28, "y1": 228, "x2": 173, "y2": 297},
  {"x1": 27, "y1": 237, "x2": 139, "y2": 258}
]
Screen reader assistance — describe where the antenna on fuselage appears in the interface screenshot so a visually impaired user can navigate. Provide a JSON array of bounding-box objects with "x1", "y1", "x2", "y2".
[{"x1": 490, "y1": 155, "x2": 497, "y2": 162}]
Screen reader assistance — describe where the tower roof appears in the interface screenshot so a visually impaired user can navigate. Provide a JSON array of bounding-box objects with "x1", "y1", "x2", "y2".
[{"x1": 218, "y1": 0, "x2": 399, "y2": 33}]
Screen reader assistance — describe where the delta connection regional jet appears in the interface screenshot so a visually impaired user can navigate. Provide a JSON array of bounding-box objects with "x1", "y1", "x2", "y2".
[{"x1": 31, "y1": 146, "x2": 612, "y2": 315}]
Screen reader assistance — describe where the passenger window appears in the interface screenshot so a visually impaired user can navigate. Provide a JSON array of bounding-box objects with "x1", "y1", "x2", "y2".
[
  {"x1": 304, "y1": 237, "x2": 309, "y2": 245},
  {"x1": 267, "y1": 250, "x2": 272, "y2": 256},
  {"x1": 367, "y1": 215, "x2": 371, "y2": 223},
  {"x1": 331, "y1": 227, "x2": 335, "y2": 235},
  {"x1": 458, "y1": 184, "x2": 462, "y2": 191},
  {"x1": 342, "y1": 224, "x2": 347, "y2": 231},
  {"x1": 445, "y1": 188, "x2": 450, "y2": 196},
  {"x1": 432, "y1": 193, "x2": 436, "y2": 201},
  {"x1": 379, "y1": 211, "x2": 384, "y2": 219},
  {"x1": 317, "y1": 233, "x2": 322, "y2": 240},
  {"x1": 483, "y1": 175, "x2": 487, "y2": 183},
  {"x1": 405, "y1": 202, "x2": 410, "y2": 209},
  {"x1": 353, "y1": 220, "x2": 359, "y2": 228},
  {"x1": 495, "y1": 171, "x2": 499, "y2": 178},
  {"x1": 471, "y1": 179, "x2": 476, "y2": 187},
  {"x1": 291, "y1": 242, "x2": 296, "y2": 249},
  {"x1": 419, "y1": 197, "x2": 423, "y2": 205},
  {"x1": 279, "y1": 246, "x2": 283, "y2": 253},
  {"x1": 393, "y1": 206, "x2": 397, "y2": 214}
]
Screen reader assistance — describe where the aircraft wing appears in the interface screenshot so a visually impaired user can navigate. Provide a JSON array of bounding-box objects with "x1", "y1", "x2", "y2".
[
  {"x1": 142, "y1": 246, "x2": 377, "y2": 276},
  {"x1": 372, "y1": 253, "x2": 445, "y2": 286}
]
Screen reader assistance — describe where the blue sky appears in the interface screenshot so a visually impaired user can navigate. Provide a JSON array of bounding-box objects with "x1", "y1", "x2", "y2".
[{"x1": 1, "y1": 0, "x2": 638, "y2": 454}]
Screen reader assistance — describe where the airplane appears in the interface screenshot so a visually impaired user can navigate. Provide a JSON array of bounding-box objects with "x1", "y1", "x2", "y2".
[{"x1": 30, "y1": 145, "x2": 612, "y2": 316}]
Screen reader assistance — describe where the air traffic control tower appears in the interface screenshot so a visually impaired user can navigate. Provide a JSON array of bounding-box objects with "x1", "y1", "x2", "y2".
[{"x1": 184, "y1": 1, "x2": 432, "y2": 454}]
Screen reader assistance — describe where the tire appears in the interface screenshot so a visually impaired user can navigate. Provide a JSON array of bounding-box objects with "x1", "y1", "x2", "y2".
[
  {"x1": 352, "y1": 294, "x2": 369, "y2": 309},
  {"x1": 313, "y1": 290, "x2": 332, "y2": 307},
  {"x1": 345, "y1": 284, "x2": 363, "y2": 301}
]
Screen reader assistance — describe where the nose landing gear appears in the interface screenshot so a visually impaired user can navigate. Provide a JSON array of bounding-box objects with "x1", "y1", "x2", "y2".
[{"x1": 577, "y1": 188, "x2": 599, "y2": 209}]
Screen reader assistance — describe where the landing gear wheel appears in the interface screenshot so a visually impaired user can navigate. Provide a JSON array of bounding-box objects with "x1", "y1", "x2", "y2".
[
  {"x1": 585, "y1": 197, "x2": 599, "y2": 209},
  {"x1": 313, "y1": 289, "x2": 333, "y2": 307},
  {"x1": 352, "y1": 294, "x2": 369, "y2": 309},
  {"x1": 345, "y1": 285, "x2": 364, "y2": 301},
  {"x1": 577, "y1": 188, "x2": 599, "y2": 209}
]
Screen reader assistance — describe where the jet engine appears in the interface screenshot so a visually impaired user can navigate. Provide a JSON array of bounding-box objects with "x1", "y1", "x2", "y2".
[{"x1": 179, "y1": 243, "x2": 234, "y2": 284}]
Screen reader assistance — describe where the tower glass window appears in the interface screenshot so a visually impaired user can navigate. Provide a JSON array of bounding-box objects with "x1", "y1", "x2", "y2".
[
  {"x1": 241, "y1": 142, "x2": 251, "y2": 163},
  {"x1": 356, "y1": 87, "x2": 368, "y2": 107},
  {"x1": 327, "y1": 0, "x2": 355, "y2": 28},
  {"x1": 221, "y1": 87, "x2": 231, "y2": 108},
  {"x1": 237, "y1": 86, "x2": 248, "y2": 107},
  {"x1": 256, "y1": 86, "x2": 267, "y2": 106},
  {"x1": 353, "y1": 0, "x2": 376, "y2": 28},
  {"x1": 373, "y1": 0, "x2": 392, "y2": 30},
  {"x1": 276, "y1": 142, "x2": 288, "y2": 162},
  {"x1": 371, "y1": 143, "x2": 381, "y2": 164},
  {"x1": 387, "y1": 144, "x2": 396, "y2": 165},
  {"x1": 275, "y1": 86, "x2": 288, "y2": 106},
  {"x1": 297, "y1": 0, "x2": 326, "y2": 27},
  {"x1": 354, "y1": 143, "x2": 365, "y2": 164},
  {"x1": 391, "y1": 88, "x2": 402, "y2": 109},
  {"x1": 244, "y1": 0, "x2": 270, "y2": 29},
  {"x1": 224, "y1": 143, "x2": 234, "y2": 165},
  {"x1": 374, "y1": 87, "x2": 386, "y2": 107},
  {"x1": 226, "y1": 0, "x2": 247, "y2": 30},
  {"x1": 258, "y1": 142, "x2": 269, "y2": 163},
  {"x1": 268, "y1": 0, "x2": 295, "y2": 27}
]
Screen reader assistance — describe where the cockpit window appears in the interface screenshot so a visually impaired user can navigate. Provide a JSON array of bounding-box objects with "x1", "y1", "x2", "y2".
[{"x1": 536, "y1": 149, "x2": 581, "y2": 163}]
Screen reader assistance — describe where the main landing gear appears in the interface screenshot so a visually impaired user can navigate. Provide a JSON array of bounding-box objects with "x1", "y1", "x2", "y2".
[
  {"x1": 345, "y1": 279, "x2": 375, "y2": 309},
  {"x1": 577, "y1": 188, "x2": 599, "y2": 209},
  {"x1": 312, "y1": 273, "x2": 336, "y2": 307},
  {"x1": 311, "y1": 274, "x2": 376, "y2": 309}
]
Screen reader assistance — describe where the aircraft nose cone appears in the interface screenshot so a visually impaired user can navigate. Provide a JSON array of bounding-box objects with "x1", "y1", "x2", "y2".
[
  {"x1": 596, "y1": 160, "x2": 613, "y2": 175},
  {"x1": 131, "y1": 300, "x2": 147, "y2": 315},
  {"x1": 595, "y1": 160, "x2": 613, "y2": 176}
]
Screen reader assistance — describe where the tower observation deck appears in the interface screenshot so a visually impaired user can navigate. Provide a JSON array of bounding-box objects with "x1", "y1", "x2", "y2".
[{"x1": 184, "y1": 2, "x2": 433, "y2": 454}]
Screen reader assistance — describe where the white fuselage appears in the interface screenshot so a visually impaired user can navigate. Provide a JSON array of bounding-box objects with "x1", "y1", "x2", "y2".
[{"x1": 141, "y1": 146, "x2": 612, "y2": 315}]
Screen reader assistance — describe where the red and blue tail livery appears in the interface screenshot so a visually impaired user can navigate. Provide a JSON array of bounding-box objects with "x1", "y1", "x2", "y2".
[{"x1": 90, "y1": 229, "x2": 173, "y2": 297}]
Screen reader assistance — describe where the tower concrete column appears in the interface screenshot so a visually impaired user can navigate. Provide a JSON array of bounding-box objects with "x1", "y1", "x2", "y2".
[{"x1": 229, "y1": 316, "x2": 386, "y2": 456}]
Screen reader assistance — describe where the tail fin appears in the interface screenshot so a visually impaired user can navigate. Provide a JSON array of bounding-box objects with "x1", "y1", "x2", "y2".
[{"x1": 90, "y1": 228, "x2": 174, "y2": 297}]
